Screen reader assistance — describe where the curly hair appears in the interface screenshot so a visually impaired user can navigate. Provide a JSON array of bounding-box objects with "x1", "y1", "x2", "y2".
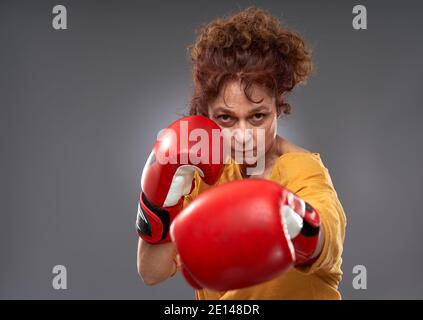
[{"x1": 187, "y1": 7, "x2": 314, "y2": 117}]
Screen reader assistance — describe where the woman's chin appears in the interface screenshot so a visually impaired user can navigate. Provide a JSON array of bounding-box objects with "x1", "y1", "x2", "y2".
[{"x1": 231, "y1": 151, "x2": 259, "y2": 165}]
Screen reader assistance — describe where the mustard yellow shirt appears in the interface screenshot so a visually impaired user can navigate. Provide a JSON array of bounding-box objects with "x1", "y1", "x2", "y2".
[{"x1": 172, "y1": 152, "x2": 347, "y2": 300}]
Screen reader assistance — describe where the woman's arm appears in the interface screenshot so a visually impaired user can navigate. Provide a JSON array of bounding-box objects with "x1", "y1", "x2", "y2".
[{"x1": 137, "y1": 238, "x2": 178, "y2": 286}]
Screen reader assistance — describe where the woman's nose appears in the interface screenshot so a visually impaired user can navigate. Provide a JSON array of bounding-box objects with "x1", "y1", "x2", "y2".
[{"x1": 233, "y1": 122, "x2": 254, "y2": 146}]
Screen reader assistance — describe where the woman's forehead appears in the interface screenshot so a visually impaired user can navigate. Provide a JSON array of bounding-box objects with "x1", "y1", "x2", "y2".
[{"x1": 211, "y1": 80, "x2": 275, "y2": 111}]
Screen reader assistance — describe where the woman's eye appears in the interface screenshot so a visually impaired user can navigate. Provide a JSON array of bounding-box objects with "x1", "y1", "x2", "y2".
[
  {"x1": 252, "y1": 113, "x2": 265, "y2": 121},
  {"x1": 217, "y1": 115, "x2": 232, "y2": 122}
]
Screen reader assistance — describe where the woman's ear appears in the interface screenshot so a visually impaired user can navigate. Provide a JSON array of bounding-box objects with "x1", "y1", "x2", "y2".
[
  {"x1": 277, "y1": 102, "x2": 291, "y2": 119},
  {"x1": 275, "y1": 98, "x2": 284, "y2": 119}
]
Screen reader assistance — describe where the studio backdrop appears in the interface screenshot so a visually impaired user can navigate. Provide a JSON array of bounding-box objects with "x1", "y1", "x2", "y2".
[{"x1": 1, "y1": 0, "x2": 422, "y2": 299}]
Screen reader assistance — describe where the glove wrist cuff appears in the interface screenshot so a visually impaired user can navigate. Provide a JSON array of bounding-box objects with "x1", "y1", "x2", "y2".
[{"x1": 136, "y1": 193, "x2": 183, "y2": 244}]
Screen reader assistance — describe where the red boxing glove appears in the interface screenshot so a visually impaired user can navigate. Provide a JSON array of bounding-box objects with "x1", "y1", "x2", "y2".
[
  {"x1": 136, "y1": 116, "x2": 225, "y2": 244},
  {"x1": 170, "y1": 179, "x2": 321, "y2": 291}
]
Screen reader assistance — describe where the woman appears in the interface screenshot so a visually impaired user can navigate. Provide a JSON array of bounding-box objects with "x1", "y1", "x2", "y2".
[{"x1": 137, "y1": 6, "x2": 346, "y2": 300}]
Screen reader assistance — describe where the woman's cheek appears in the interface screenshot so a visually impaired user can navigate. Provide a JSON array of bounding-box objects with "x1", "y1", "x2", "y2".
[{"x1": 263, "y1": 120, "x2": 277, "y2": 152}]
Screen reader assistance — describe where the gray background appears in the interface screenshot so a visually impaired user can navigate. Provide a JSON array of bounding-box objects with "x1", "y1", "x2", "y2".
[{"x1": 1, "y1": 0, "x2": 422, "y2": 299}]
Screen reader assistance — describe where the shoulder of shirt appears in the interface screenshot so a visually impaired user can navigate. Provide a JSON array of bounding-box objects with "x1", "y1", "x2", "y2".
[
  {"x1": 273, "y1": 151, "x2": 330, "y2": 185},
  {"x1": 276, "y1": 151, "x2": 323, "y2": 166}
]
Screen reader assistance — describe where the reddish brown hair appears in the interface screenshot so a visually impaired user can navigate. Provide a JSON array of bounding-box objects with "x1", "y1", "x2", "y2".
[{"x1": 187, "y1": 7, "x2": 314, "y2": 117}]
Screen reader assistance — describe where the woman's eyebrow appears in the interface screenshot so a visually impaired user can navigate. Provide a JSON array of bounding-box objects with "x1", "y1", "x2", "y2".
[
  {"x1": 248, "y1": 105, "x2": 270, "y2": 114},
  {"x1": 213, "y1": 107, "x2": 236, "y2": 114}
]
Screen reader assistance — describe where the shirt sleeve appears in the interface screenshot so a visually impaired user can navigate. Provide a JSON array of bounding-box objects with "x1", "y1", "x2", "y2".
[{"x1": 276, "y1": 153, "x2": 347, "y2": 275}]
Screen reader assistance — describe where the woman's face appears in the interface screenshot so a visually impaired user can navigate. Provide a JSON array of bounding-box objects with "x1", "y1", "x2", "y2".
[{"x1": 208, "y1": 79, "x2": 278, "y2": 164}]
